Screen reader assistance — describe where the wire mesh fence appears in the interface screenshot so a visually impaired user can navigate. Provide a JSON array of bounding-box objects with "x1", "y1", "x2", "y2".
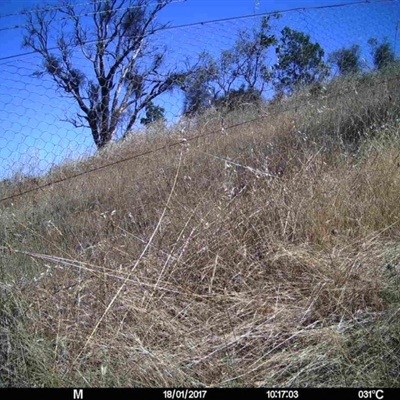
[
  {"x1": 0, "y1": 0, "x2": 399, "y2": 189},
  {"x1": 2, "y1": 2, "x2": 400, "y2": 387}
]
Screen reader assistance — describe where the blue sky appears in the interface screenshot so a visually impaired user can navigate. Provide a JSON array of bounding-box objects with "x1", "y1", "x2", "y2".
[{"x1": 0, "y1": 0, "x2": 399, "y2": 179}]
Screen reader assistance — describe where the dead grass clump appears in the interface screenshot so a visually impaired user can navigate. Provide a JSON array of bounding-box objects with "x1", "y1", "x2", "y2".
[{"x1": 1, "y1": 68, "x2": 400, "y2": 387}]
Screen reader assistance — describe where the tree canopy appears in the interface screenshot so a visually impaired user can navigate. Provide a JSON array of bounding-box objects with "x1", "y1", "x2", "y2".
[
  {"x1": 274, "y1": 27, "x2": 330, "y2": 94},
  {"x1": 368, "y1": 38, "x2": 395, "y2": 70},
  {"x1": 140, "y1": 101, "x2": 165, "y2": 126},
  {"x1": 180, "y1": 15, "x2": 280, "y2": 115},
  {"x1": 328, "y1": 45, "x2": 362, "y2": 76},
  {"x1": 180, "y1": 52, "x2": 219, "y2": 116}
]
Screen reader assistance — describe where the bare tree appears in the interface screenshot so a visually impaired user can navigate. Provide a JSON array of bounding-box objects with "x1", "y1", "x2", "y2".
[{"x1": 22, "y1": 0, "x2": 182, "y2": 149}]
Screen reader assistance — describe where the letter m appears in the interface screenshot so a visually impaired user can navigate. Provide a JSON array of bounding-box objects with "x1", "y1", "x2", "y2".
[{"x1": 73, "y1": 389, "x2": 83, "y2": 399}]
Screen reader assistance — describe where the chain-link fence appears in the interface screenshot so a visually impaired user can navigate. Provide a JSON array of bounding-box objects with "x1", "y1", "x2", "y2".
[{"x1": 0, "y1": 0, "x2": 399, "y2": 184}]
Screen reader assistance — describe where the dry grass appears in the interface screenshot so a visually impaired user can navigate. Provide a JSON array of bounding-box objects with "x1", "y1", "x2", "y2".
[{"x1": 1, "y1": 66, "x2": 400, "y2": 387}]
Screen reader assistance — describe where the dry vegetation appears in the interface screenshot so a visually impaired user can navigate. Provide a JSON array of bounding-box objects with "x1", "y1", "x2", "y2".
[{"x1": 1, "y1": 65, "x2": 400, "y2": 387}]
